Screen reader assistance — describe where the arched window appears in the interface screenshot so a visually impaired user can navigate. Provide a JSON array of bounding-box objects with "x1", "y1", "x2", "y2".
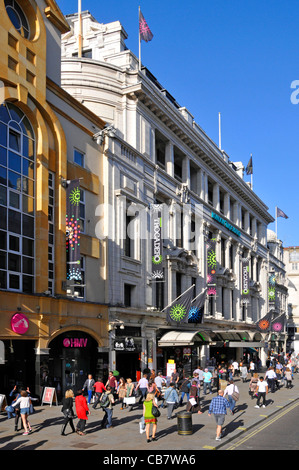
[
  {"x1": 0, "y1": 102, "x2": 35, "y2": 292},
  {"x1": 5, "y1": 0, "x2": 30, "y2": 39}
]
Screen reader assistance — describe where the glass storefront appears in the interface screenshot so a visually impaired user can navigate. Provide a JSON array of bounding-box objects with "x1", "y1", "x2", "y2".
[{"x1": 47, "y1": 331, "x2": 108, "y2": 399}]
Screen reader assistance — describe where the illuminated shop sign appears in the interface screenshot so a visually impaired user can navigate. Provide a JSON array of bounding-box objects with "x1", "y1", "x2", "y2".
[
  {"x1": 63, "y1": 338, "x2": 88, "y2": 348},
  {"x1": 211, "y1": 212, "x2": 241, "y2": 237}
]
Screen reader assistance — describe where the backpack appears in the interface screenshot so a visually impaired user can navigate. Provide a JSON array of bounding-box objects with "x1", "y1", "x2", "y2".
[{"x1": 99, "y1": 393, "x2": 110, "y2": 408}]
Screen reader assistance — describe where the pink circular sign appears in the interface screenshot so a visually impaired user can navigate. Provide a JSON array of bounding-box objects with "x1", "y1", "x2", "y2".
[{"x1": 11, "y1": 313, "x2": 29, "y2": 335}]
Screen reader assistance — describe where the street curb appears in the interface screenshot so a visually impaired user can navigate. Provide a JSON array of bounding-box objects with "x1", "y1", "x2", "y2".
[{"x1": 213, "y1": 396, "x2": 299, "y2": 450}]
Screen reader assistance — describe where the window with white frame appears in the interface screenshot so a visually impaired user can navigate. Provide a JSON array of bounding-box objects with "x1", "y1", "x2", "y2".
[{"x1": 74, "y1": 148, "x2": 85, "y2": 168}]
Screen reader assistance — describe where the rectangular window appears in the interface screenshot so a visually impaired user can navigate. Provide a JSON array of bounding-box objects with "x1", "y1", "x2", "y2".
[
  {"x1": 124, "y1": 283, "x2": 133, "y2": 307},
  {"x1": 74, "y1": 149, "x2": 85, "y2": 168},
  {"x1": 8, "y1": 56, "x2": 18, "y2": 72},
  {"x1": 26, "y1": 70, "x2": 35, "y2": 86}
]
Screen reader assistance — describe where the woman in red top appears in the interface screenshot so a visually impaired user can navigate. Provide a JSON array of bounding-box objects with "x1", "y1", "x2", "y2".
[{"x1": 75, "y1": 390, "x2": 90, "y2": 435}]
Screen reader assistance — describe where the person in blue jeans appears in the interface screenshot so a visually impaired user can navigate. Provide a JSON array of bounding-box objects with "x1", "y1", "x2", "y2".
[
  {"x1": 101, "y1": 386, "x2": 115, "y2": 429},
  {"x1": 164, "y1": 382, "x2": 179, "y2": 419},
  {"x1": 82, "y1": 374, "x2": 95, "y2": 405},
  {"x1": 203, "y1": 369, "x2": 213, "y2": 394}
]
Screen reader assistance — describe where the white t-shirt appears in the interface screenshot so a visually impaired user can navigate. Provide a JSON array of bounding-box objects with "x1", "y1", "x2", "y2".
[
  {"x1": 257, "y1": 380, "x2": 268, "y2": 393},
  {"x1": 265, "y1": 370, "x2": 277, "y2": 379}
]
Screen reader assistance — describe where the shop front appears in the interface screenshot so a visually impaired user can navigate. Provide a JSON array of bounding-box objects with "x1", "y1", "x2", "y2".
[
  {"x1": 157, "y1": 330, "x2": 212, "y2": 376},
  {"x1": 45, "y1": 330, "x2": 109, "y2": 399}
]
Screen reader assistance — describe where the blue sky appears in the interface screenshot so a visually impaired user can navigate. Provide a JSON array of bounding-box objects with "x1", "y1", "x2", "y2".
[{"x1": 59, "y1": 0, "x2": 298, "y2": 247}]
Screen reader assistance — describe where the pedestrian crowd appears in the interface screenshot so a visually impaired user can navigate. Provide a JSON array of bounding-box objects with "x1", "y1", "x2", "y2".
[{"x1": 3, "y1": 351, "x2": 298, "y2": 443}]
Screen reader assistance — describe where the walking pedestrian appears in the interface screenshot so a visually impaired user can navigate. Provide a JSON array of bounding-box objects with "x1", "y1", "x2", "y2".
[
  {"x1": 124, "y1": 378, "x2": 135, "y2": 411},
  {"x1": 117, "y1": 377, "x2": 127, "y2": 409},
  {"x1": 75, "y1": 389, "x2": 90, "y2": 435},
  {"x1": 100, "y1": 386, "x2": 115, "y2": 429},
  {"x1": 82, "y1": 374, "x2": 95, "y2": 405},
  {"x1": 92, "y1": 377, "x2": 106, "y2": 409},
  {"x1": 143, "y1": 393, "x2": 159, "y2": 443},
  {"x1": 186, "y1": 380, "x2": 202, "y2": 414},
  {"x1": 203, "y1": 368, "x2": 213, "y2": 394},
  {"x1": 61, "y1": 389, "x2": 76, "y2": 436},
  {"x1": 208, "y1": 390, "x2": 230, "y2": 441},
  {"x1": 232, "y1": 360, "x2": 239, "y2": 377},
  {"x1": 11, "y1": 390, "x2": 32, "y2": 435},
  {"x1": 254, "y1": 377, "x2": 268, "y2": 408},
  {"x1": 284, "y1": 368, "x2": 293, "y2": 389},
  {"x1": 164, "y1": 382, "x2": 179, "y2": 419},
  {"x1": 223, "y1": 380, "x2": 239, "y2": 414},
  {"x1": 154, "y1": 372, "x2": 166, "y2": 406},
  {"x1": 249, "y1": 373, "x2": 259, "y2": 399},
  {"x1": 264, "y1": 367, "x2": 277, "y2": 393},
  {"x1": 178, "y1": 376, "x2": 191, "y2": 406},
  {"x1": 240, "y1": 363, "x2": 248, "y2": 383},
  {"x1": 105, "y1": 371, "x2": 118, "y2": 397},
  {"x1": 249, "y1": 360, "x2": 256, "y2": 377},
  {"x1": 136, "y1": 374, "x2": 148, "y2": 404}
]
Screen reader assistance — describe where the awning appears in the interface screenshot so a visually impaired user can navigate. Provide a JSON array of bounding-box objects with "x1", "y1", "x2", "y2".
[
  {"x1": 158, "y1": 330, "x2": 213, "y2": 347},
  {"x1": 212, "y1": 330, "x2": 251, "y2": 341}
]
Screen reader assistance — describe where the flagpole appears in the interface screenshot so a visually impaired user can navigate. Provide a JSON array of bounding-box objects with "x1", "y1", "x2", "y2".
[
  {"x1": 138, "y1": 6, "x2": 141, "y2": 71},
  {"x1": 78, "y1": 0, "x2": 82, "y2": 58},
  {"x1": 250, "y1": 153, "x2": 253, "y2": 190},
  {"x1": 275, "y1": 206, "x2": 277, "y2": 238},
  {"x1": 161, "y1": 284, "x2": 195, "y2": 312},
  {"x1": 218, "y1": 112, "x2": 221, "y2": 150},
  {"x1": 191, "y1": 287, "x2": 207, "y2": 304}
]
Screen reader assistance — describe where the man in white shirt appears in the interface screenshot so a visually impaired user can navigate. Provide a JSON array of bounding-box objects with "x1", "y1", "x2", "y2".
[
  {"x1": 232, "y1": 361, "x2": 239, "y2": 377},
  {"x1": 264, "y1": 367, "x2": 277, "y2": 393},
  {"x1": 254, "y1": 377, "x2": 268, "y2": 408}
]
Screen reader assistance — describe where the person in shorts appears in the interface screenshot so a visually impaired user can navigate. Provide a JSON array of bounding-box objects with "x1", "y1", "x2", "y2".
[
  {"x1": 12, "y1": 390, "x2": 32, "y2": 435},
  {"x1": 208, "y1": 389, "x2": 230, "y2": 441}
]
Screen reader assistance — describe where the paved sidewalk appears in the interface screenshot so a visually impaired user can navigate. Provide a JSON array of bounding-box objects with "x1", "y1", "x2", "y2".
[{"x1": 0, "y1": 372, "x2": 298, "y2": 451}]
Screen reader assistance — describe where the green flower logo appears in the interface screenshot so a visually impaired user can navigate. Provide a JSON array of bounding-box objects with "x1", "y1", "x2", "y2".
[
  {"x1": 169, "y1": 303, "x2": 187, "y2": 322},
  {"x1": 152, "y1": 255, "x2": 163, "y2": 265},
  {"x1": 69, "y1": 187, "x2": 80, "y2": 206}
]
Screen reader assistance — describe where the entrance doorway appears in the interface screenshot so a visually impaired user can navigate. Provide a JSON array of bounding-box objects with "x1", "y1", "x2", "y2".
[{"x1": 48, "y1": 331, "x2": 103, "y2": 395}]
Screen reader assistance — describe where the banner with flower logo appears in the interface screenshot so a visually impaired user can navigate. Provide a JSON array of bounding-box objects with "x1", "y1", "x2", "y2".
[
  {"x1": 164, "y1": 285, "x2": 194, "y2": 325},
  {"x1": 271, "y1": 314, "x2": 286, "y2": 333},
  {"x1": 207, "y1": 238, "x2": 217, "y2": 296},
  {"x1": 256, "y1": 311, "x2": 273, "y2": 332},
  {"x1": 268, "y1": 273, "x2": 276, "y2": 306},
  {"x1": 66, "y1": 179, "x2": 82, "y2": 281}
]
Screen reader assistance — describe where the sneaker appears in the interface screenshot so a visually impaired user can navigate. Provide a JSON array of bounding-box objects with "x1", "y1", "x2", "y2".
[
  {"x1": 215, "y1": 436, "x2": 221, "y2": 441},
  {"x1": 22, "y1": 432, "x2": 29, "y2": 435},
  {"x1": 254, "y1": 405, "x2": 260, "y2": 408},
  {"x1": 262, "y1": 405, "x2": 266, "y2": 408}
]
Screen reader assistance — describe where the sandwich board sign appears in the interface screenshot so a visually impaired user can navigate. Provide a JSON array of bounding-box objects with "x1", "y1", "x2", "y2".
[{"x1": 41, "y1": 387, "x2": 58, "y2": 406}]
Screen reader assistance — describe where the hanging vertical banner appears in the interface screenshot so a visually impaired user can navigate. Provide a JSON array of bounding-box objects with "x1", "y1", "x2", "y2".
[
  {"x1": 268, "y1": 273, "x2": 276, "y2": 305},
  {"x1": 150, "y1": 204, "x2": 164, "y2": 282},
  {"x1": 241, "y1": 258, "x2": 250, "y2": 305},
  {"x1": 66, "y1": 179, "x2": 82, "y2": 281},
  {"x1": 207, "y1": 238, "x2": 217, "y2": 296}
]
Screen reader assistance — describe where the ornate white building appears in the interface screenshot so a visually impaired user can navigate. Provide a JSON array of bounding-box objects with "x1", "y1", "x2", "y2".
[{"x1": 60, "y1": 10, "x2": 275, "y2": 376}]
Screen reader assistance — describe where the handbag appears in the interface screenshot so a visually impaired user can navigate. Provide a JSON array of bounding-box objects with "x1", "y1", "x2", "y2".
[
  {"x1": 231, "y1": 386, "x2": 239, "y2": 401},
  {"x1": 62, "y1": 408, "x2": 74, "y2": 418},
  {"x1": 151, "y1": 403, "x2": 161, "y2": 418}
]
